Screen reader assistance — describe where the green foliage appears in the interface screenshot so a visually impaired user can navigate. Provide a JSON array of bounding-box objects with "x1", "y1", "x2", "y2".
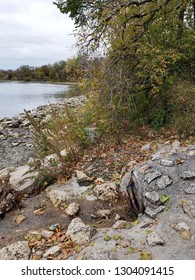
[
  {"x1": 160, "y1": 194, "x2": 170, "y2": 204},
  {"x1": 167, "y1": 81, "x2": 195, "y2": 136},
  {"x1": 151, "y1": 109, "x2": 167, "y2": 131},
  {"x1": 56, "y1": 0, "x2": 195, "y2": 137},
  {"x1": 25, "y1": 103, "x2": 90, "y2": 184},
  {"x1": 3, "y1": 55, "x2": 87, "y2": 82}
]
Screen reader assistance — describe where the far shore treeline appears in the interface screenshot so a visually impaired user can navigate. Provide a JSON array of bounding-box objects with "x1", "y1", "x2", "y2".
[{"x1": 0, "y1": 55, "x2": 87, "y2": 82}]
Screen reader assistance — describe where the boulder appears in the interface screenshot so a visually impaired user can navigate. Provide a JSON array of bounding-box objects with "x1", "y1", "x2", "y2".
[
  {"x1": 0, "y1": 241, "x2": 30, "y2": 260},
  {"x1": 121, "y1": 145, "x2": 195, "y2": 218},
  {"x1": 66, "y1": 217, "x2": 96, "y2": 245},
  {"x1": 46, "y1": 177, "x2": 89, "y2": 206},
  {"x1": 9, "y1": 165, "x2": 36, "y2": 193}
]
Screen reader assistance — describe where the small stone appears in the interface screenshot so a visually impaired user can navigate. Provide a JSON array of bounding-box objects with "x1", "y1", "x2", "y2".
[
  {"x1": 65, "y1": 203, "x2": 80, "y2": 216},
  {"x1": 115, "y1": 214, "x2": 121, "y2": 221},
  {"x1": 160, "y1": 159, "x2": 175, "y2": 167},
  {"x1": 41, "y1": 230, "x2": 53, "y2": 239},
  {"x1": 141, "y1": 144, "x2": 151, "y2": 151},
  {"x1": 185, "y1": 183, "x2": 195, "y2": 194},
  {"x1": 76, "y1": 170, "x2": 93, "y2": 186},
  {"x1": 181, "y1": 171, "x2": 195, "y2": 180},
  {"x1": 60, "y1": 149, "x2": 67, "y2": 157},
  {"x1": 85, "y1": 194, "x2": 97, "y2": 201},
  {"x1": 147, "y1": 232, "x2": 165, "y2": 246},
  {"x1": 187, "y1": 151, "x2": 195, "y2": 157},
  {"x1": 144, "y1": 171, "x2": 161, "y2": 184},
  {"x1": 22, "y1": 120, "x2": 31, "y2": 127},
  {"x1": 43, "y1": 245, "x2": 61, "y2": 258},
  {"x1": 145, "y1": 191, "x2": 160, "y2": 204},
  {"x1": 116, "y1": 239, "x2": 131, "y2": 248},
  {"x1": 93, "y1": 182, "x2": 119, "y2": 202},
  {"x1": 145, "y1": 206, "x2": 165, "y2": 219},
  {"x1": 112, "y1": 220, "x2": 130, "y2": 229},
  {"x1": 35, "y1": 250, "x2": 44, "y2": 256},
  {"x1": 12, "y1": 142, "x2": 20, "y2": 147},
  {"x1": 156, "y1": 175, "x2": 173, "y2": 190},
  {"x1": 66, "y1": 217, "x2": 96, "y2": 245},
  {"x1": 97, "y1": 209, "x2": 111, "y2": 218},
  {"x1": 172, "y1": 222, "x2": 190, "y2": 233}
]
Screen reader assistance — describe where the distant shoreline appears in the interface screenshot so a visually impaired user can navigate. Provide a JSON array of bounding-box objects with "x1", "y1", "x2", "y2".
[{"x1": 0, "y1": 79, "x2": 77, "y2": 85}]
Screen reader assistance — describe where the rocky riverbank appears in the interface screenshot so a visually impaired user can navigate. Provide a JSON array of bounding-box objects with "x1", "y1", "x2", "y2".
[
  {"x1": 0, "y1": 96, "x2": 195, "y2": 260},
  {"x1": 0, "y1": 125, "x2": 195, "y2": 259},
  {"x1": 0, "y1": 95, "x2": 86, "y2": 170}
]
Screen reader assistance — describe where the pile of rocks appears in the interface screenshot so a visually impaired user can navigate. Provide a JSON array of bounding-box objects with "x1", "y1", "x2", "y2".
[
  {"x1": 0, "y1": 96, "x2": 86, "y2": 170},
  {"x1": 0, "y1": 140, "x2": 194, "y2": 260}
]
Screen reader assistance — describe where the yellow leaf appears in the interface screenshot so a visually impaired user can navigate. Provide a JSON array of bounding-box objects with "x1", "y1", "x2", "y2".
[
  {"x1": 180, "y1": 230, "x2": 192, "y2": 240},
  {"x1": 140, "y1": 251, "x2": 152, "y2": 260}
]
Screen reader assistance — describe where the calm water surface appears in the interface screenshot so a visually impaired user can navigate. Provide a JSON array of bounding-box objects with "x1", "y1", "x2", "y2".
[{"x1": 0, "y1": 81, "x2": 76, "y2": 118}]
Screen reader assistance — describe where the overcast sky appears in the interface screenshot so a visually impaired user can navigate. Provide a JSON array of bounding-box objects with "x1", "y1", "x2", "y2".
[{"x1": 0, "y1": 0, "x2": 77, "y2": 70}]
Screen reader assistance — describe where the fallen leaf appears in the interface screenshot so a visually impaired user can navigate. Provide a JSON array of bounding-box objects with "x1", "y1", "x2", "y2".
[
  {"x1": 180, "y1": 230, "x2": 192, "y2": 240},
  {"x1": 132, "y1": 220, "x2": 139, "y2": 226},
  {"x1": 160, "y1": 194, "x2": 170, "y2": 204},
  {"x1": 104, "y1": 235, "x2": 112, "y2": 242},
  {"x1": 140, "y1": 251, "x2": 152, "y2": 260},
  {"x1": 35, "y1": 234, "x2": 42, "y2": 241},
  {"x1": 110, "y1": 248, "x2": 117, "y2": 253},
  {"x1": 15, "y1": 214, "x2": 26, "y2": 224},
  {"x1": 126, "y1": 247, "x2": 135, "y2": 254},
  {"x1": 33, "y1": 255, "x2": 42, "y2": 260},
  {"x1": 113, "y1": 234, "x2": 121, "y2": 241},
  {"x1": 146, "y1": 230, "x2": 153, "y2": 235},
  {"x1": 75, "y1": 245, "x2": 83, "y2": 253},
  {"x1": 88, "y1": 240, "x2": 95, "y2": 247}
]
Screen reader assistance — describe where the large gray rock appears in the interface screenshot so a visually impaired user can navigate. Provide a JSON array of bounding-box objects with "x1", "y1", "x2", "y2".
[
  {"x1": 9, "y1": 165, "x2": 36, "y2": 193},
  {"x1": 46, "y1": 177, "x2": 89, "y2": 206},
  {"x1": 66, "y1": 217, "x2": 96, "y2": 245},
  {"x1": 124, "y1": 145, "x2": 195, "y2": 217},
  {"x1": 0, "y1": 241, "x2": 30, "y2": 260}
]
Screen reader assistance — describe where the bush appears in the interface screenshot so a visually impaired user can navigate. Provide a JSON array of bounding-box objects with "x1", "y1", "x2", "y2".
[
  {"x1": 25, "y1": 103, "x2": 91, "y2": 184},
  {"x1": 167, "y1": 81, "x2": 195, "y2": 137}
]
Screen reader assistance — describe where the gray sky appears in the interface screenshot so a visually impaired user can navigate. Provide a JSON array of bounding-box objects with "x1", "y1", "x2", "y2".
[{"x1": 0, "y1": 0, "x2": 76, "y2": 70}]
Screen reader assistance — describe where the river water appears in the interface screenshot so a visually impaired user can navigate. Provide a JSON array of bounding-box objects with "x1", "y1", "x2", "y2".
[{"x1": 0, "y1": 81, "x2": 76, "y2": 118}]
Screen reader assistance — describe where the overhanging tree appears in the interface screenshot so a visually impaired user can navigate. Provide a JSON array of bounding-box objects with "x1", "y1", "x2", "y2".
[{"x1": 54, "y1": 0, "x2": 195, "y2": 132}]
